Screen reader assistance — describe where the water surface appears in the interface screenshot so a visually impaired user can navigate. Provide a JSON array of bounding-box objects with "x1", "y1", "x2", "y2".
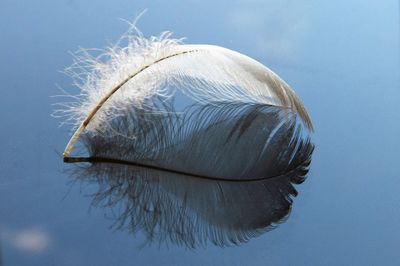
[{"x1": 0, "y1": 0, "x2": 399, "y2": 265}]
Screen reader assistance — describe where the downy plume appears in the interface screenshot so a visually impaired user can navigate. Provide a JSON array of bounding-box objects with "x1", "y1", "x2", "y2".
[{"x1": 56, "y1": 18, "x2": 314, "y2": 247}]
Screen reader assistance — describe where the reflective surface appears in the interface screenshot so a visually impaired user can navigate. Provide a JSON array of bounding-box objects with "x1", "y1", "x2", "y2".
[{"x1": 0, "y1": 0, "x2": 399, "y2": 265}]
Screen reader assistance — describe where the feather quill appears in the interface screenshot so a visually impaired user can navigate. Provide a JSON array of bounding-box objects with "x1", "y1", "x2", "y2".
[{"x1": 57, "y1": 23, "x2": 314, "y2": 247}]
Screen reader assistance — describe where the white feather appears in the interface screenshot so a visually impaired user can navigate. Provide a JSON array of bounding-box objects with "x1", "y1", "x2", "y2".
[
  {"x1": 56, "y1": 22, "x2": 315, "y2": 247},
  {"x1": 56, "y1": 24, "x2": 312, "y2": 158}
]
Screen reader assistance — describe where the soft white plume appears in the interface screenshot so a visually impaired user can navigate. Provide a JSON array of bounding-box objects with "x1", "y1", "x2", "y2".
[
  {"x1": 54, "y1": 21, "x2": 312, "y2": 158},
  {"x1": 56, "y1": 19, "x2": 315, "y2": 247}
]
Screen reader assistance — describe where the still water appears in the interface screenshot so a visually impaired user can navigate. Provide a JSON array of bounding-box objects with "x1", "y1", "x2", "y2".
[{"x1": 0, "y1": 0, "x2": 399, "y2": 265}]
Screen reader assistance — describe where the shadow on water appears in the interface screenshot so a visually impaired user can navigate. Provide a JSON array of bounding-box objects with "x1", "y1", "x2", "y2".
[{"x1": 65, "y1": 101, "x2": 314, "y2": 248}]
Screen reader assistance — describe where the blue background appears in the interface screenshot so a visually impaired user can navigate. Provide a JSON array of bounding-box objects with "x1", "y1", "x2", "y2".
[{"x1": 0, "y1": 0, "x2": 399, "y2": 265}]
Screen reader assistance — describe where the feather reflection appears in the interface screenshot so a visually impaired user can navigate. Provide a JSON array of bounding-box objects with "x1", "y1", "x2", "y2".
[{"x1": 68, "y1": 101, "x2": 313, "y2": 248}]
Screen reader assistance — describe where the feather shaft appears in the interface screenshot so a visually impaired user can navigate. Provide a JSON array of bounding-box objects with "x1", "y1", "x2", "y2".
[{"x1": 63, "y1": 49, "x2": 199, "y2": 158}]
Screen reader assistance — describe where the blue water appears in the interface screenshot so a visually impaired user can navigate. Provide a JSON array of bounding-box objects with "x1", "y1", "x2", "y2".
[{"x1": 0, "y1": 0, "x2": 399, "y2": 265}]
